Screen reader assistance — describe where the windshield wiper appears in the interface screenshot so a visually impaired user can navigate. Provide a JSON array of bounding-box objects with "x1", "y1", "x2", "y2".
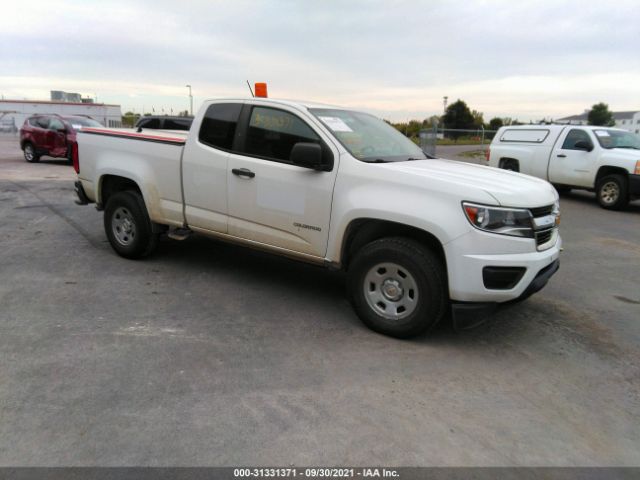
[
  {"x1": 406, "y1": 157, "x2": 426, "y2": 161},
  {"x1": 614, "y1": 146, "x2": 640, "y2": 150},
  {"x1": 364, "y1": 159, "x2": 390, "y2": 163}
]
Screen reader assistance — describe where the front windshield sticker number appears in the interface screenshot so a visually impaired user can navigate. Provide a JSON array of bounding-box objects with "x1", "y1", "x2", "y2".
[
  {"x1": 319, "y1": 116, "x2": 353, "y2": 132},
  {"x1": 595, "y1": 130, "x2": 610, "y2": 137}
]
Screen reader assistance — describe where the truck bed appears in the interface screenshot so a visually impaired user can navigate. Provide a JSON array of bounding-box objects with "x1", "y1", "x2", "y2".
[{"x1": 76, "y1": 127, "x2": 187, "y2": 227}]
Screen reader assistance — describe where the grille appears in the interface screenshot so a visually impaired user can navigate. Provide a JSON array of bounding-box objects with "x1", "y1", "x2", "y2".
[
  {"x1": 535, "y1": 228, "x2": 554, "y2": 246},
  {"x1": 529, "y1": 205, "x2": 554, "y2": 217},
  {"x1": 529, "y1": 204, "x2": 556, "y2": 248}
]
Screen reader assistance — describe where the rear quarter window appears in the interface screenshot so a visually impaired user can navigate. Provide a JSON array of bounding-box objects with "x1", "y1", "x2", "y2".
[
  {"x1": 500, "y1": 129, "x2": 550, "y2": 143},
  {"x1": 199, "y1": 103, "x2": 242, "y2": 150}
]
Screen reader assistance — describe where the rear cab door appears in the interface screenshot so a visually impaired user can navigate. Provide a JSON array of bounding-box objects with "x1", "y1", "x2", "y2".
[
  {"x1": 548, "y1": 128, "x2": 598, "y2": 187},
  {"x1": 181, "y1": 102, "x2": 244, "y2": 234},
  {"x1": 226, "y1": 102, "x2": 339, "y2": 258}
]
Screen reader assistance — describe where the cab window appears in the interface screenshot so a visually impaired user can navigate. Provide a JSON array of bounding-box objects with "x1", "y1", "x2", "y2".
[
  {"x1": 561, "y1": 129, "x2": 593, "y2": 150},
  {"x1": 199, "y1": 103, "x2": 242, "y2": 150},
  {"x1": 243, "y1": 107, "x2": 321, "y2": 162}
]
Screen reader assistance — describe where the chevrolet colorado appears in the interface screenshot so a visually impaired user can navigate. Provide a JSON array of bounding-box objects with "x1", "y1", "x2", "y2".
[{"x1": 74, "y1": 97, "x2": 561, "y2": 337}]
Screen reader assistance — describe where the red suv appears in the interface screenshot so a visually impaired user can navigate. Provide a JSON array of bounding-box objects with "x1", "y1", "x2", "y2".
[{"x1": 19, "y1": 115, "x2": 103, "y2": 163}]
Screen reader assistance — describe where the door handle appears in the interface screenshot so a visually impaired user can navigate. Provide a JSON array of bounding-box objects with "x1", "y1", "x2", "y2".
[
  {"x1": 232, "y1": 168, "x2": 255, "y2": 179},
  {"x1": 557, "y1": 154, "x2": 566, "y2": 158}
]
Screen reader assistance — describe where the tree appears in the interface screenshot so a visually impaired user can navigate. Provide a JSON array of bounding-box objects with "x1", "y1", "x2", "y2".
[
  {"x1": 471, "y1": 110, "x2": 484, "y2": 129},
  {"x1": 502, "y1": 117, "x2": 523, "y2": 126},
  {"x1": 121, "y1": 111, "x2": 141, "y2": 128},
  {"x1": 443, "y1": 99, "x2": 475, "y2": 139},
  {"x1": 588, "y1": 102, "x2": 615, "y2": 126},
  {"x1": 488, "y1": 117, "x2": 503, "y2": 131}
]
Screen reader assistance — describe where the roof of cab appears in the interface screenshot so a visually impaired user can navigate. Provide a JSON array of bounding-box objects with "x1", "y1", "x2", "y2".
[{"x1": 202, "y1": 97, "x2": 348, "y2": 112}]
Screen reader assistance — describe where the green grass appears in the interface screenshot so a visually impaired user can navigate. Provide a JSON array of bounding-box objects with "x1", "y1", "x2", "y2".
[
  {"x1": 457, "y1": 149, "x2": 487, "y2": 159},
  {"x1": 436, "y1": 138, "x2": 492, "y2": 146}
]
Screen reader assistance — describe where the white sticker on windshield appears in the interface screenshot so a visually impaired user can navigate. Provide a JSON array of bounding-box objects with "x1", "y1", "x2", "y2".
[
  {"x1": 594, "y1": 130, "x2": 610, "y2": 137},
  {"x1": 319, "y1": 116, "x2": 353, "y2": 132},
  {"x1": 72, "y1": 124, "x2": 83, "y2": 130}
]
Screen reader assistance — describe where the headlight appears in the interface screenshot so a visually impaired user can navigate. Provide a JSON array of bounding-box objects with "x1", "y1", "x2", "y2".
[
  {"x1": 553, "y1": 200, "x2": 561, "y2": 226},
  {"x1": 462, "y1": 202, "x2": 534, "y2": 238}
]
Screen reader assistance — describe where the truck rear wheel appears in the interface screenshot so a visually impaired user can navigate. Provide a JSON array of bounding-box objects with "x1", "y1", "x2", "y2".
[
  {"x1": 500, "y1": 159, "x2": 519, "y2": 172},
  {"x1": 347, "y1": 237, "x2": 447, "y2": 338},
  {"x1": 104, "y1": 191, "x2": 158, "y2": 259},
  {"x1": 596, "y1": 174, "x2": 629, "y2": 210}
]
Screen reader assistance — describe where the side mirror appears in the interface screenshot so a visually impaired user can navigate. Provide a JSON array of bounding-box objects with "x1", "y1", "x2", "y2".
[
  {"x1": 574, "y1": 140, "x2": 593, "y2": 152},
  {"x1": 290, "y1": 142, "x2": 325, "y2": 170}
]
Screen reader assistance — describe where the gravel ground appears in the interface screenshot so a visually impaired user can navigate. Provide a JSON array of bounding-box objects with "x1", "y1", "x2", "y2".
[{"x1": 0, "y1": 133, "x2": 638, "y2": 466}]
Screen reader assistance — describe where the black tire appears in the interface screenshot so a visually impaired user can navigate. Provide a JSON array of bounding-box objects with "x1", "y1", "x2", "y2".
[
  {"x1": 23, "y1": 142, "x2": 40, "y2": 163},
  {"x1": 104, "y1": 191, "x2": 158, "y2": 259},
  {"x1": 596, "y1": 174, "x2": 629, "y2": 210},
  {"x1": 501, "y1": 159, "x2": 519, "y2": 172},
  {"x1": 553, "y1": 184, "x2": 572, "y2": 195},
  {"x1": 347, "y1": 237, "x2": 447, "y2": 338}
]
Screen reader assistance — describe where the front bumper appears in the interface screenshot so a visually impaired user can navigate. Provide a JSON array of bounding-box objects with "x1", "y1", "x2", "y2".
[
  {"x1": 444, "y1": 228, "x2": 562, "y2": 303},
  {"x1": 451, "y1": 259, "x2": 560, "y2": 330}
]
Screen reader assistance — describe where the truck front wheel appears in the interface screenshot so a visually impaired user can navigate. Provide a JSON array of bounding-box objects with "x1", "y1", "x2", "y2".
[
  {"x1": 348, "y1": 237, "x2": 447, "y2": 338},
  {"x1": 596, "y1": 174, "x2": 629, "y2": 210},
  {"x1": 104, "y1": 191, "x2": 158, "y2": 259}
]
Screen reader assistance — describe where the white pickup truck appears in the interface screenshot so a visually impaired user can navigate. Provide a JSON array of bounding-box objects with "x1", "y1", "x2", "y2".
[
  {"x1": 73, "y1": 97, "x2": 561, "y2": 337},
  {"x1": 487, "y1": 125, "x2": 640, "y2": 210}
]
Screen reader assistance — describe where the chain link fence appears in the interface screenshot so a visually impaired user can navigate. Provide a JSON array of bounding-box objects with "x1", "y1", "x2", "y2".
[{"x1": 419, "y1": 122, "x2": 497, "y2": 157}]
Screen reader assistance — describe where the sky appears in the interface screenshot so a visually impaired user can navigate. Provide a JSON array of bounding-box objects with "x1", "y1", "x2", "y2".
[{"x1": 1, "y1": 0, "x2": 639, "y2": 122}]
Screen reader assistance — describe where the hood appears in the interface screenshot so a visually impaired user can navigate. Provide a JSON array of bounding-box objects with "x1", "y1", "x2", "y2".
[
  {"x1": 607, "y1": 148, "x2": 640, "y2": 162},
  {"x1": 382, "y1": 159, "x2": 558, "y2": 208}
]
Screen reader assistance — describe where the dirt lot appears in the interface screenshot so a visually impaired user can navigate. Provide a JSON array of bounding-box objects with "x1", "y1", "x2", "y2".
[{"x1": 0, "y1": 133, "x2": 639, "y2": 466}]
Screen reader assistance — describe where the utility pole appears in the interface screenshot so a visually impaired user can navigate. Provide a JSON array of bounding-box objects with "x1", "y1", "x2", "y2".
[
  {"x1": 443, "y1": 96, "x2": 448, "y2": 114},
  {"x1": 186, "y1": 84, "x2": 193, "y2": 116}
]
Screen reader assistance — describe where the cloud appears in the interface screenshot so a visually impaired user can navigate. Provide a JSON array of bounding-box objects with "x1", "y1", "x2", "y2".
[{"x1": 1, "y1": 0, "x2": 639, "y2": 120}]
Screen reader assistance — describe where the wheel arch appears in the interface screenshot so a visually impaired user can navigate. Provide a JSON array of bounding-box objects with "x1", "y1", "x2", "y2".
[
  {"x1": 595, "y1": 166, "x2": 629, "y2": 187},
  {"x1": 340, "y1": 218, "x2": 447, "y2": 274},
  {"x1": 98, "y1": 174, "x2": 142, "y2": 209},
  {"x1": 499, "y1": 157, "x2": 520, "y2": 171}
]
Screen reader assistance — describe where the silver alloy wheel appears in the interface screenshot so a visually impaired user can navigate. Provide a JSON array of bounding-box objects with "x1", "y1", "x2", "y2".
[
  {"x1": 364, "y1": 262, "x2": 419, "y2": 320},
  {"x1": 24, "y1": 145, "x2": 34, "y2": 161},
  {"x1": 111, "y1": 206, "x2": 137, "y2": 246},
  {"x1": 600, "y1": 181, "x2": 620, "y2": 205}
]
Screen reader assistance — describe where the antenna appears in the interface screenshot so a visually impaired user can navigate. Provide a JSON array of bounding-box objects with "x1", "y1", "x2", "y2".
[{"x1": 246, "y1": 80, "x2": 255, "y2": 98}]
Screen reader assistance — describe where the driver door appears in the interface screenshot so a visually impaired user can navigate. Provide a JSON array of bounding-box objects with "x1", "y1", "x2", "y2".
[
  {"x1": 548, "y1": 128, "x2": 597, "y2": 187},
  {"x1": 227, "y1": 104, "x2": 339, "y2": 258}
]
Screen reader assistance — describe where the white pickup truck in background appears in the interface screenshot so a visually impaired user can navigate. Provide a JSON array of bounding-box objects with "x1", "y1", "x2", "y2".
[
  {"x1": 487, "y1": 125, "x2": 640, "y2": 210},
  {"x1": 73, "y1": 97, "x2": 561, "y2": 337}
]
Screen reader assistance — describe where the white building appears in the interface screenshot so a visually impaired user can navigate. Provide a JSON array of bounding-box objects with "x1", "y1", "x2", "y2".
[
  {"x1": 0, "y1": 99, "x2": 123, "y2": 130},
  {"x1": 556, "y1": 110, "x2": 640, "y2": 134}
]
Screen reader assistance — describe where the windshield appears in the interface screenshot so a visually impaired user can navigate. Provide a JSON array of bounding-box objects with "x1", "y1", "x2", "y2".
[
  {"x1": 65, "y1": 117, "x2": 103, "y2": 129},
  {"x1": 593, "y1": 129, "x2": 640, "y2": 150},
  {"x1": 309, "y1": 108, "x2": 426, "y2": 162}
]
